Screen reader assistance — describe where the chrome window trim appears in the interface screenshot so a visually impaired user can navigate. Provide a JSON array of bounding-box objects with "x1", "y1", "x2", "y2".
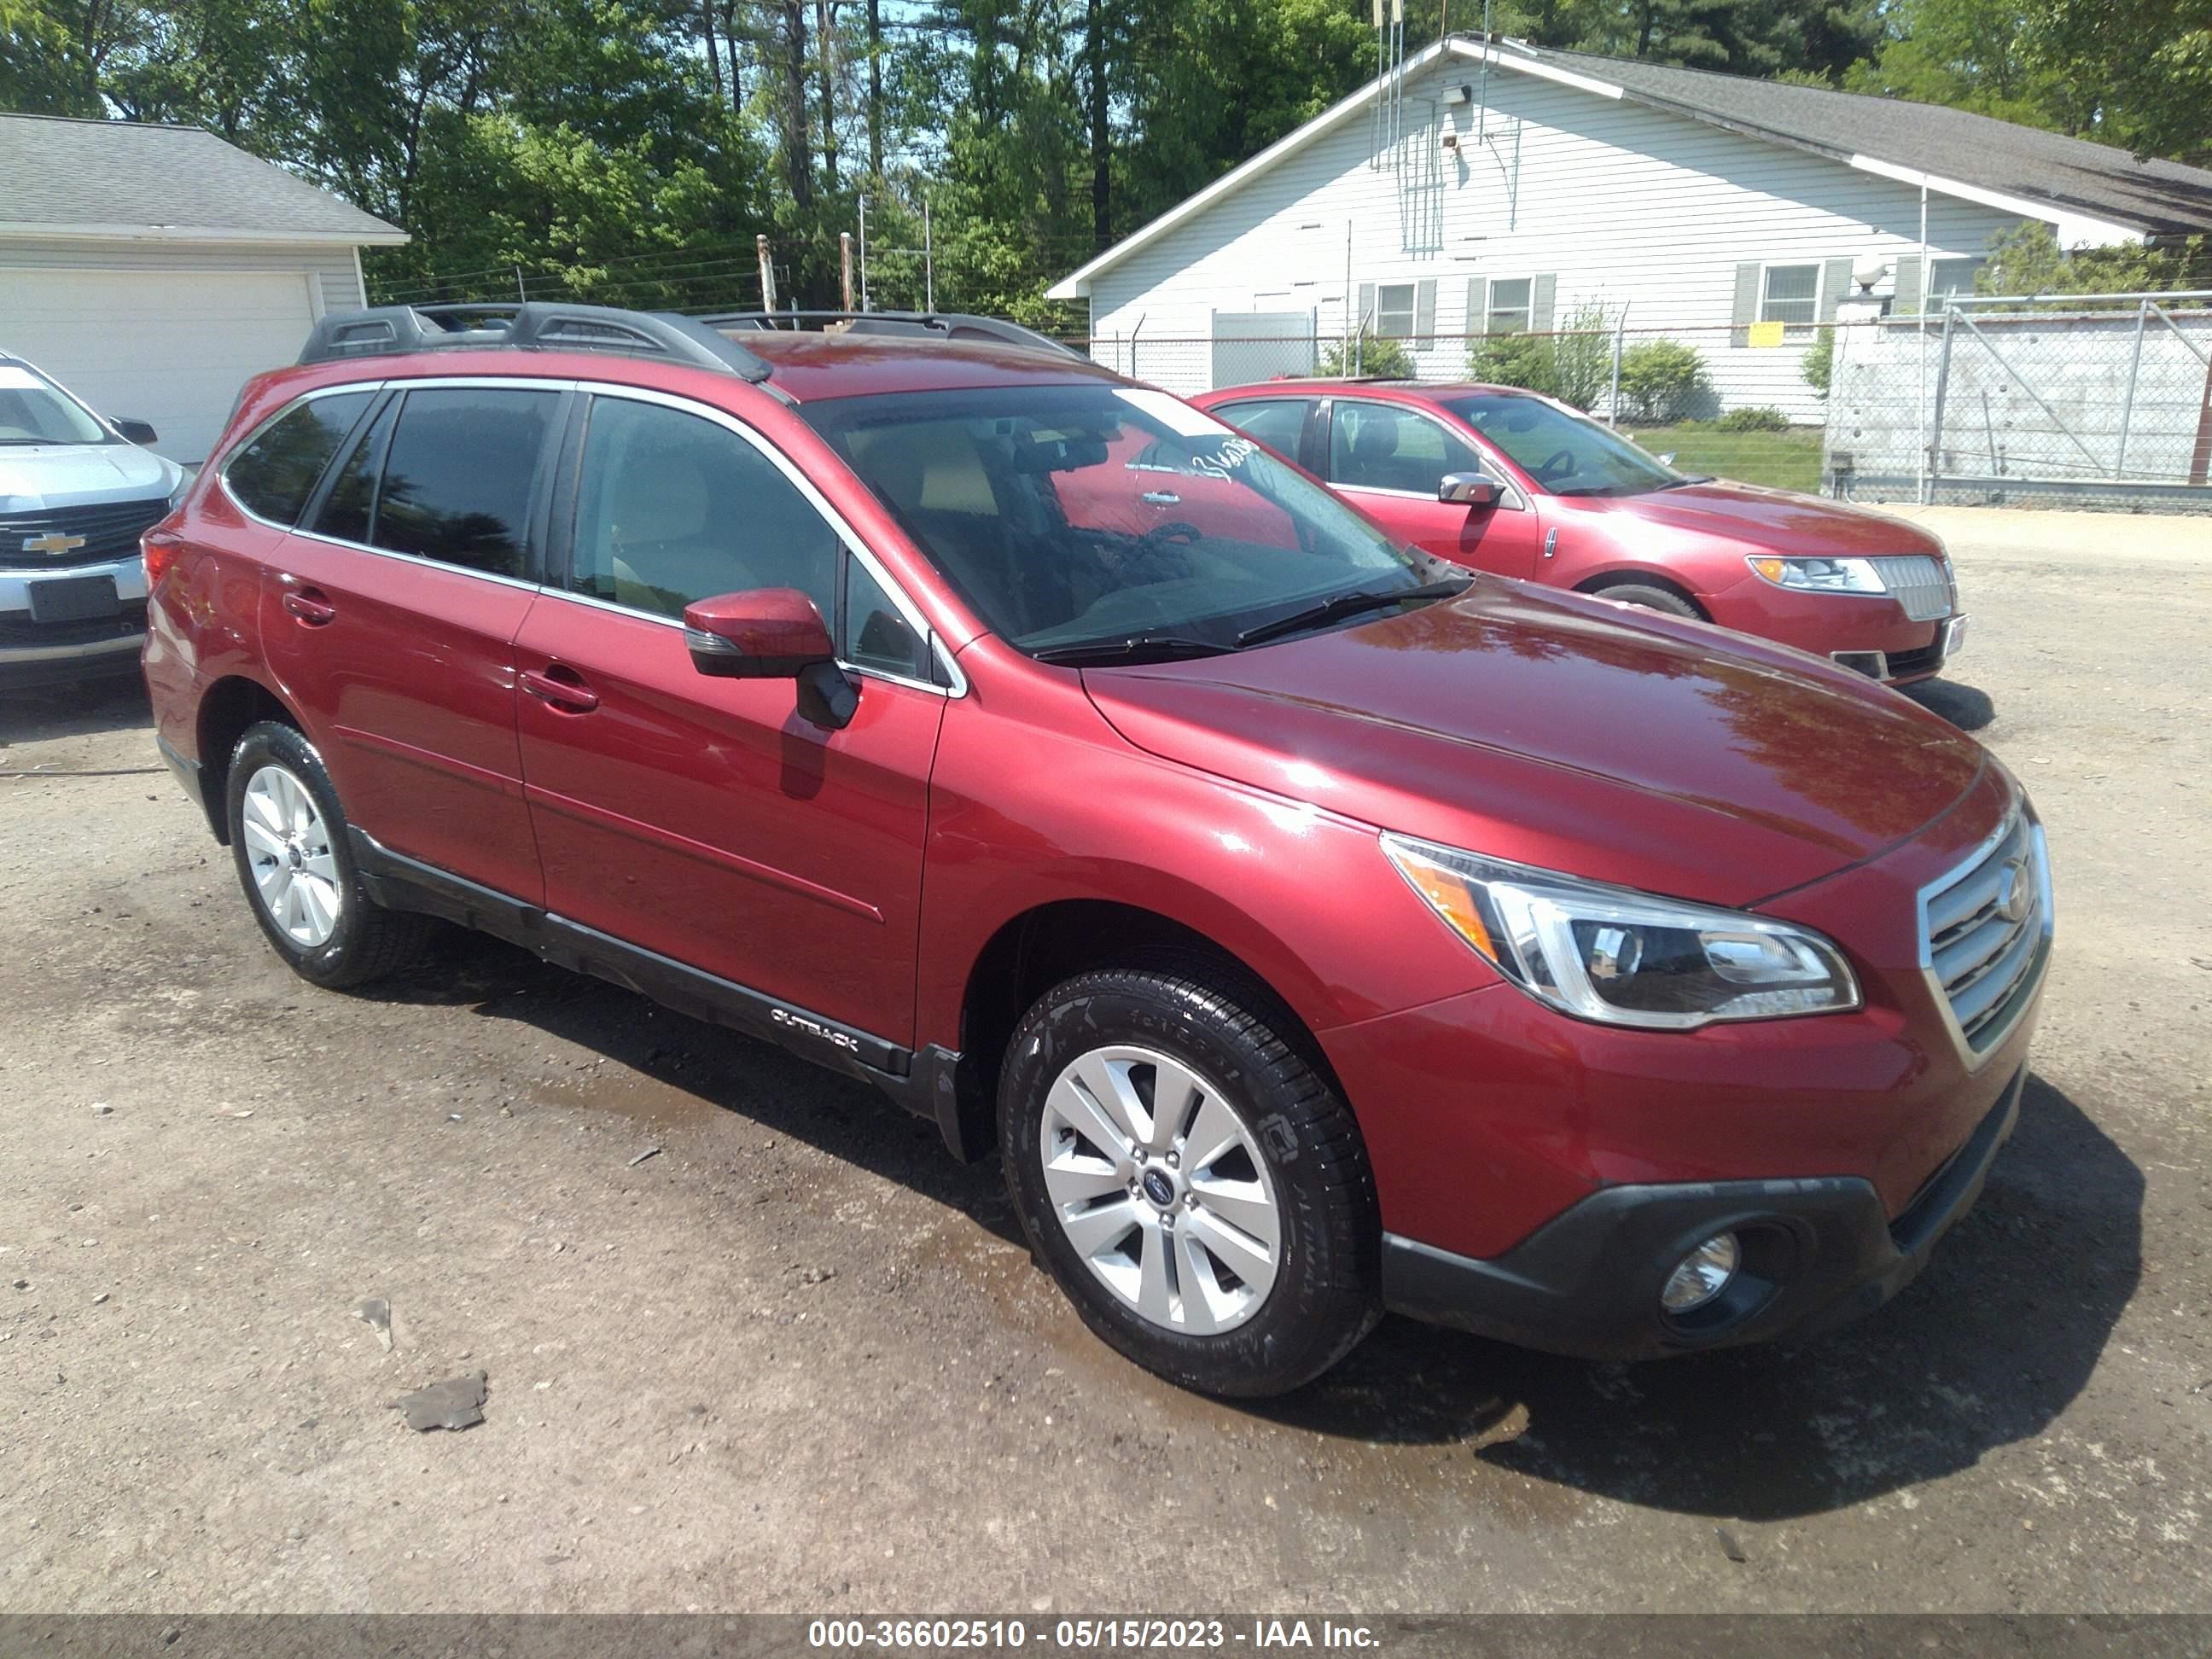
[
  {"x1": 576, "y1": 383, "x2": 967, "y2": 699},
  {"x1": 1913, "y1": 800, "x2": 2054, "y2": 1068}
]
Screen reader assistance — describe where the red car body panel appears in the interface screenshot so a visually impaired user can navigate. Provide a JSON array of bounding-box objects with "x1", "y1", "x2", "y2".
[
  {"x1": 143, "y1": 330, "x2": 2045, "y2": 1359},
  {"x1": 1190, "y1": 380, "x2": 1957, "y2": 681}
]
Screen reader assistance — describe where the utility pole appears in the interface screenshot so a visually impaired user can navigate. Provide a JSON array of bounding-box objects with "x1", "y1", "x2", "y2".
[
  {"x1": 858, "y1": 195, "x2": 870, "y2": 311},
  {"x1": 840, "y1": 232, "x2": 855, "y2": 311},
  {"x1": 923, "y1": 196, "x2": 934, "y2": 312},
  {"x1": 757, "y1": 234, "x2": 778, "y2": 311}
]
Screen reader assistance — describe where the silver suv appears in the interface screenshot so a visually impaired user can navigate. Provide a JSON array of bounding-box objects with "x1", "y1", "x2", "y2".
[{"x1": 2, "y1": 353, "x2": 184, "y2": 690}]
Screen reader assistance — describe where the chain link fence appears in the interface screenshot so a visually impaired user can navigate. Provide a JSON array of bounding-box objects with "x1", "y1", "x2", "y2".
[{"x1": 1065, "y1": 295, "x2": 2212, "y2": 514}]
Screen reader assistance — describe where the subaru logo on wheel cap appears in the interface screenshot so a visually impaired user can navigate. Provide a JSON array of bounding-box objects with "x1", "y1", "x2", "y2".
[
  {"x1": 1141, "y1": 1169, "x2": 1176, "y2": 1208},
  {"x1": 1995, "y1": 857, "x2": 2034, "y2": 926}
]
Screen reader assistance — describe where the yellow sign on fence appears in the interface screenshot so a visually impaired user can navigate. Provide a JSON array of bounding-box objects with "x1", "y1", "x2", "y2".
[{"x1": 1746, "y1": 320, "x2": 1787, "y2": 348}]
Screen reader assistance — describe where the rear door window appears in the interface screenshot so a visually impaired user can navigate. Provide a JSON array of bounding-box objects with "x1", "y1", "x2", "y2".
[
  {"x1": 369, "y1": 387, "x2": 562, "y2": 579},
  {"x1": 224, "y1": 392, "x2": 375, "y2": 526},
  {"x1": 1210, "y1": 399, "x2": 1313, "y2": 464}
]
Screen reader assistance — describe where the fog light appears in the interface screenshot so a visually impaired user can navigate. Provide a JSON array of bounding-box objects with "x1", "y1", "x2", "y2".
[{"x1": 1661, "y1": 1232, "x2": 1740, "y2": 1313}]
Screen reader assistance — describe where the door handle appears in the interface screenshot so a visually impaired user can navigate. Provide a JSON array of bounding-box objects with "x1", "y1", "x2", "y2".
[
  {"x1": 282, "y1": 588, "x2": 336, "y2": 626},
  {"x1": 520, "y1": 666, "x2": 600, "y2": 713}
]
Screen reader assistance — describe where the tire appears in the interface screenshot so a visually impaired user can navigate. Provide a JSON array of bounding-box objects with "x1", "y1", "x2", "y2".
[
  {"x1": 224, "y1": 720, "x2": 429, "y2": 989},
  {"x1": 1592, "y1": 581, "x2": 1702, "y2": 620},
  {"x1": 998, "y1": 967, "x2": 1380, "y2": 1397}
]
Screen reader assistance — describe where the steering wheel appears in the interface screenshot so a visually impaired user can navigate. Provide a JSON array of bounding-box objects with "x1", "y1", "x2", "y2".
[
  {"x1": 1122, "y1": 520, "x2": 1204, "y2": 580},
  {"x1": 1532, "y1": 448, "x2": 1578, "y2": 483}
]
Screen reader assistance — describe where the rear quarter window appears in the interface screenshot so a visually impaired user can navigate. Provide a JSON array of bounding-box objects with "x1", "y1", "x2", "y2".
[{"x1": 224, "y1": 392, "x2": 375, "y2": 526}]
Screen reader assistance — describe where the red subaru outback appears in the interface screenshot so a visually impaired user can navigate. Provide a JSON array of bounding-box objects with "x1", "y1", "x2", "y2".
[
  {"x1": 1191, "y1": 380, "x2": 1966, "y2": 686},
  {"x1": 143, "y1": 304, "x2": 2050, "y2": 1397}
]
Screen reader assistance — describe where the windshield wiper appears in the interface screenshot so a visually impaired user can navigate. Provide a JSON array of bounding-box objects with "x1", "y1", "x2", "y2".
[
  {"x1": 1232, "y1": 577, "x2": 1470, "y2": 649},
  {"x1": 1031, "y1": 635, "x2": 1231, "y2": 667},
  {"x1": 1657, "y1": 474, "x2": 1714, "y2": 488}
]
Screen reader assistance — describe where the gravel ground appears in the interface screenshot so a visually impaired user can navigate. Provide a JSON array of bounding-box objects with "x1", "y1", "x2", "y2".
[{"x1": 1, "y1": 521, "x2": 2207, "y2": 1615}]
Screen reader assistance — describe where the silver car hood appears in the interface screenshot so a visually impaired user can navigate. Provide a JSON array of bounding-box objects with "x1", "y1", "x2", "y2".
[{"x1": 0, "y1": 442, "x2": 181, "y2": 512}]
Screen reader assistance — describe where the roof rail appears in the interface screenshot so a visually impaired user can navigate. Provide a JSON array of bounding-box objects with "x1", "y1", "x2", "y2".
[
  {"x1": 698, "y1": 309, "x2": 1086, "y2": 361},
  {"x1": 298, "y1": 301, "x2": 775, "y2": 382}
]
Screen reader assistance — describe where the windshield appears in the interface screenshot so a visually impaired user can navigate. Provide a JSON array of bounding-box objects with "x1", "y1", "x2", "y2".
[
  {"x1": 0, "y1": 364, "x2": 112, "y2": 446},
  {"x1": 805, "y1": 383, "x2": 1441, "y2": 658},
  {"x1": 1446, "y1": 393, "x2": 1684, "y2": 498}
]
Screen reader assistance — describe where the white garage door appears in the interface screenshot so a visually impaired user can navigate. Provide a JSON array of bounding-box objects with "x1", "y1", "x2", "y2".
[{"x1": 0, "y1": 267, "x2": 319, "y2": 464}]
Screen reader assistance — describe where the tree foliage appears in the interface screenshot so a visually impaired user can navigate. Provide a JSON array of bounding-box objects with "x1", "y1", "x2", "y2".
[{"x1": 2, "y1": 0, "x2": 2204, "y2": 320}]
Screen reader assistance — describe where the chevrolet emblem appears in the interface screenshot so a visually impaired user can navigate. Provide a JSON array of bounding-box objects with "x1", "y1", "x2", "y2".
[{"x1": 25, "y1": 533, "x2": 87, "y2": 556}]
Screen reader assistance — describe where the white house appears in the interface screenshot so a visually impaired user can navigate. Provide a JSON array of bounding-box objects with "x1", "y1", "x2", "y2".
[
  {"x1": 0, "y1": 114, "x2": 406, "y2": 463},
  {"x1": 1047, "y1": 38, "x2": 2212, "y2": 420}
]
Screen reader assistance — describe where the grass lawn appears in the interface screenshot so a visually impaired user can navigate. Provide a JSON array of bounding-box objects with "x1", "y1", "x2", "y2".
[{"x1": 1622, "y1": 424, "x2": 1826, "y2": 494}]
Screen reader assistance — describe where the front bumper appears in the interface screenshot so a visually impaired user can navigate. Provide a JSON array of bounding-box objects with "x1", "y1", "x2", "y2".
[
  {"x1": 0, "y1": 554, "x2": 151, "y2": 690},
  {"x1": 1704, "y1": 568, "x2": 1955, "y2": 683},
  {"x1": 1382, "y1": 1064, "x2": 2023, "y2": 1359}
]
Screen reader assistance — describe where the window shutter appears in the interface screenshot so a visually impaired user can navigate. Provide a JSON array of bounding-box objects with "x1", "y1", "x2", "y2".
[
  {"x1": 1356, "y1": 282, "x2": 1377, "y2": 333},
  {"x1": 1466, "y1": 277, "x2": 1490, "y2": 337},
  {"x1": 1818, "y1": 257, "x2": 1854, "y2": 324},
  {"x1": 1730, "y1": 262, "x2": 1761, "y2": 347},
  {"x1": 1414, "y1": 278, "x2": 1436, "y2": 344},
  {"x1": 1531, "y1": 274, "x2": 1557, "y2": 335},
  {"x1": 1892, "y1": 254, "x2": 1923, "y2": 317}
]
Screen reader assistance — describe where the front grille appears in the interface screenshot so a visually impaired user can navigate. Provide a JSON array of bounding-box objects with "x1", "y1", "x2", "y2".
[
  {"x1": 0, "y1": 601, "x2": 147, "y2": 649},
  {"x1": 1884, "y1": 637, "x2": 1946, "y2": 678},
  {"x1": 1871, "y1": 555, "x2": 1952, "y2": 622},
  {"x1": 0, "y1": 497, "x2": 170, "y2": 571},
  {"x1": 1922, "y1": 812, "x2": 2049, "y2": 1056}
]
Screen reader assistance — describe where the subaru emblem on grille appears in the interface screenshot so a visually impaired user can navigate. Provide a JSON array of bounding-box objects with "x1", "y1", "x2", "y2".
[
  {"x1": 1995, "y1": 857, "x2": 2034, "y2": 926},
  {"x1": 24, "y1": 533, "x2": 87, "y2": 556}
]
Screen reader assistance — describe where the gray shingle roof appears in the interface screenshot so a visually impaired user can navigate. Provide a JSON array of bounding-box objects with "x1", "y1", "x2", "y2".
[
  {"x1": 1512, "y1": 43, "x2": 2212, "y2": 238},
  {"x1": 0, "y1": 114, "x2": 404, "y2": 242}
]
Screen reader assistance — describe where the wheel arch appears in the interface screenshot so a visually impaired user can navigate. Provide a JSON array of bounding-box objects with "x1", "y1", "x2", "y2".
[
  {"x1": 936, "y1": 897, "x2": 1345, "y2": 1165},
  {"x1": 193, "y1": 673, "x2": 302, "y2": 845},
  {"x1": 1573, "y1": 568, "x2": 1710, "y2": 620}
]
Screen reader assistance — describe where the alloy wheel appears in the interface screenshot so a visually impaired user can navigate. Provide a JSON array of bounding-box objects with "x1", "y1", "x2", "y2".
[
  {"x1": 240, "y1": 763, "x2": 342, "y2": 949},
  {"x1": 1038, "y1": 1045, "x2": 1282, "y2": 1335}
]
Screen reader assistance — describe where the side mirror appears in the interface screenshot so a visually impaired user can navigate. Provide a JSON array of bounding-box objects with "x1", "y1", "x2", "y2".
[
  {"x1": 113, "y1": 417, "x2": 159, "y2": 446},
  {"x1": 682, "y1": 588, "x2": 857, "y2": 730},
  {"x1": 1438, "y1": 471, "x2": 1502, "y2": 508}
]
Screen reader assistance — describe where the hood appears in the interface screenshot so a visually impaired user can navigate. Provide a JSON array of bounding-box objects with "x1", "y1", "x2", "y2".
[
  {"x1": 0, "y1": 443, "x2": 180, "y2": 513},
  {"x1": 1081, "y1": 581, "x2": 1986, "y2": 908},
  {"x1": 1561, "y1": 480, "x2": 1943, "y2": 559}
]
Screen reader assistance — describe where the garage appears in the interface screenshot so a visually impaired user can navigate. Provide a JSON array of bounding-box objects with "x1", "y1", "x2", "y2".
[
  {"x1": 0, "y1": 268, "x2": 322, "y2": 464},
  {"x1": 0, "y1": 113, "x2": 406, "y2": 465}
]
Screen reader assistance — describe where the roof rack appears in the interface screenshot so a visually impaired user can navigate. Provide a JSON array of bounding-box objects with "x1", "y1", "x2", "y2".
[
  {"x1": 698, "y1": 309, "x2": 1085, "y2": 361},
  {"x1": 298, "y1": 301, "x2": 775, "y2": 382}
]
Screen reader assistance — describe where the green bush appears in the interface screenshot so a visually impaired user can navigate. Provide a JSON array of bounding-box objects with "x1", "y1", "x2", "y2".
[
  {"x1": 1315, "y1": 329, "x2": 1416, "y2": 379},
  {"x1": 1465, "y1": 331, "x2": 1560, "y2": 399},
  {"x1": 1615, "y1": 340, "x2": 1709, "y2": 423},
  {"x1": 1714, "y1": 405, "x2": 1790, "y2": 433},
  {"x1": 1802, "y1": 329, "x2": 1834, "y2": 398}
]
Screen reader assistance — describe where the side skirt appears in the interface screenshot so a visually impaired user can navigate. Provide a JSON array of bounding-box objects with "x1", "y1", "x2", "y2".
[{"x1": 348, "y1": 827, "x2": 956, "y2": 1128}]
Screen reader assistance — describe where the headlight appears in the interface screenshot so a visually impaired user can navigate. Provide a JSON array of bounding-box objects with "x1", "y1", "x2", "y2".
[
  {"x1": 1382, "y1": 833, "x2": 1860, "y2": 1029},
  {"x1": 1746, "y1": 554, "x2": 1885, "y2": 596}
]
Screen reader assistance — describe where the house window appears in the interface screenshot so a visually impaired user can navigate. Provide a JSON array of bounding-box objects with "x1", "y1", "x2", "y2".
[
  {"x1": 1486, "y1": 277, "x2": 1533, "y2": 335},
  {"x1": 1373, "y1": 282, "x2": 1417, "y2": 341},
  {"x1": 1927, "y1": 257, "x2": 1984, "y2": 312},
  {"x1": 1760, "y1": 265, "x2": 1820, "y2": 332}
]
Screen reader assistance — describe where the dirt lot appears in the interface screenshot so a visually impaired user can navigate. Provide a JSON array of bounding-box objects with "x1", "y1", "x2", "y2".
[{"x1": 3, "y1": 513, "x2": 2208, "y2": 1615}]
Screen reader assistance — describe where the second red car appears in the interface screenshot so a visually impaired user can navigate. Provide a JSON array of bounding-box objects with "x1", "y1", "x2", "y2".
[{"x1": 1193, "y1": 380, "x2": 1965, "y2": 685}]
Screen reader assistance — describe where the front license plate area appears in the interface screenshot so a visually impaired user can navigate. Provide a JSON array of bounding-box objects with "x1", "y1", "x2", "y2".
[{"x1": 26, "y1": 575, "x2": 119, "y2": 624}]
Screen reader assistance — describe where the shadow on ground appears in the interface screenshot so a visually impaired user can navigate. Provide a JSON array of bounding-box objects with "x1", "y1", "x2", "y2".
[
  {"x1": 0, "y1": 676, "x2": 154, "y2": 747},
  {"x1": 376, "y1": 930, "x2": 2137, "y2": 1525},
  {"x1": 1902, "y1": 677, "x2": 1996, "y2": 732}
]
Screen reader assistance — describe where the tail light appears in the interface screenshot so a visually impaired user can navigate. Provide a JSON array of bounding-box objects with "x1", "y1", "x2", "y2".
[{"x1": 143, "y1": 527, "x2": 184, "y2": 589}]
